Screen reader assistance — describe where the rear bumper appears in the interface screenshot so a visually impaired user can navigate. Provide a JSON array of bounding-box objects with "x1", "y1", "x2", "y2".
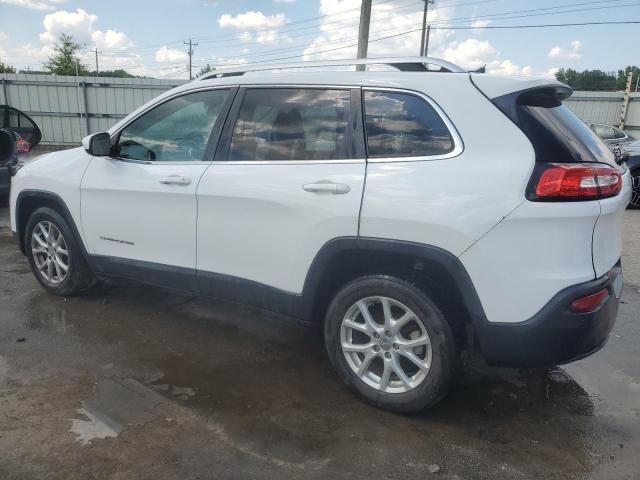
[{"x1": 475, "y1": 261, "x2": 622, "y2": 368}]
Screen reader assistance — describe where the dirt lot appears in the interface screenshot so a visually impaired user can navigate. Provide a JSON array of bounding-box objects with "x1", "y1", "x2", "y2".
[{"x1": 0, "y1": 202, "x2": 638, "y2": 480}]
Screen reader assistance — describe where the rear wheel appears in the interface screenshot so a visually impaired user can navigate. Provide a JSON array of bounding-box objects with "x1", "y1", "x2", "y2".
[
  {"x1": 324, "y1": 276, "x2": 457, "y2": 412},
  {"x1": 629, "y1": 169, "x2": 640, "y2": 210},
  {"x1": 25, "y1": 207, "x2": 95, "y2": 295}
]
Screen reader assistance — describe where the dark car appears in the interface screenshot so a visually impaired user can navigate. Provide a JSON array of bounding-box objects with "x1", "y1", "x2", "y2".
[
  {"x1": 0, "y1": 106, "x2": 41, "y2": 201},
  {"x1": 620, "y1": 140, "x2": 640, "y2": 209},
  {"x1": 587, "y1": 122, "x2": 636, "y2": 149}
]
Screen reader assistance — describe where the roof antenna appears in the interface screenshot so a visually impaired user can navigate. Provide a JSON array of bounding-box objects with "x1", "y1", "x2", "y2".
[{"x1": 472, "y1": 65, "x2": 486, "y2": 74}]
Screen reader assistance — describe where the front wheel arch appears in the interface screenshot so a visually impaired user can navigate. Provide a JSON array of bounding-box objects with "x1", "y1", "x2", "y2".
[{"x1": 15, "y1": 191, "x2": 89, "y2": 260}]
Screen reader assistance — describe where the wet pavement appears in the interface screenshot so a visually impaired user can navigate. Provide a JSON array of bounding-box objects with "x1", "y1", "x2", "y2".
[{"x1": 0, "y1": 207, "x2": 638, "y2": 480}]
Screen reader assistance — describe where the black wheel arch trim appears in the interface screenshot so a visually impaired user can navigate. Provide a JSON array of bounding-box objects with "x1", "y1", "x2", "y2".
[{"x1": 14, "y1": 190, "x2": 91, "y2": 263}]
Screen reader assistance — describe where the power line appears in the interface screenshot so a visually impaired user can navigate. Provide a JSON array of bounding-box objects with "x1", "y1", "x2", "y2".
[
  {"x1": 190, "y1": 0, "x2": 638, "y2": 65},
  {"x1": 221, "y1": 19, "x2": 640, "y2": 67}
]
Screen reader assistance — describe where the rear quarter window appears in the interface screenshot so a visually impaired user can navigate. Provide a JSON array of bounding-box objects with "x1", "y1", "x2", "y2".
[{"x1": 363, "y1": 90, "x2": 454, "y2": 159}]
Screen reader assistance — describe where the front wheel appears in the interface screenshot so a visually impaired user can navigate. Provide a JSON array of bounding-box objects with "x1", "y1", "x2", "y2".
[
  {"x1": 629, "y1": 170, "x2": 640, "y2": 210},
  {"x1": 25, "y1": 207, "x2": 95, "y2": 296},
  {"x1": 324, "y1": 276, "x2": 457, "y2": 413}
]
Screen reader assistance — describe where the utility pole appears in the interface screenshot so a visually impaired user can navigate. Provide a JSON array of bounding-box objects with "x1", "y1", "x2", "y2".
[
  {"x1": 420, "y1": 0, "x2": 435, "y2": 57},
  {"x1": 184, "y1": 39, "x2": 198, "y2": 80},
  {"x1": 94, "y1": 48, "x2": 102, "y2": 75},
  {"x1": 356, "y1": 0, "x2": 372, "y2": 71}
]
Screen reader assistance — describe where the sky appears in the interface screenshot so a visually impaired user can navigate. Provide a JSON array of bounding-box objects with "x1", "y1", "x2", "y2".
[{"x1": 0, "y1": 0, "x2": 638, "y2": 79}]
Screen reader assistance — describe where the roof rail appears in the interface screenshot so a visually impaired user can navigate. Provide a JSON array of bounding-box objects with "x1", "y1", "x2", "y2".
[{"x1": 199, "y1": 56, "x2": 465, "y2": 80}]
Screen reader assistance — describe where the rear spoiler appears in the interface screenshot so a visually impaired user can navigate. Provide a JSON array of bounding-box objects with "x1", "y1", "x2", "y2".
[{"x1": 490, "y1": 85, "x2": 573, "y2": 125}]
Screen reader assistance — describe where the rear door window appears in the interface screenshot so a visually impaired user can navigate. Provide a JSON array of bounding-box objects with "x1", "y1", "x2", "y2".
[
  {"x1": 227, "y1": 88, "x2": 351, "y2": 161},
  {"x1": 363, "y1": 90, "x2": 454, "y2": 158}
]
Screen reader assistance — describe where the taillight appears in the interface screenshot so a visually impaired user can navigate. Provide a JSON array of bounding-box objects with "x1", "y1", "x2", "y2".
[
  {"x1": 528, "y1": 163, "x2": 621, "y2": 201},
  {"x1": 569, "y1": 288, "x2": 609, "y2": 313}
]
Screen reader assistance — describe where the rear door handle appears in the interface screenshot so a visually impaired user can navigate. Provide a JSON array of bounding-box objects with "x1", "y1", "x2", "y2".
[
  {"x1": 302, "y1": 182, "x2": 351, "y2": 194},
  {"x1": 160, "y1": 175, "x2": 192, "y2": 186}
]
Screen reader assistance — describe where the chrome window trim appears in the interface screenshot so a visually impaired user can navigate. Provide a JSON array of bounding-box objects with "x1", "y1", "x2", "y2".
[
  {"x1": 212, "y1": 159, "x2": 366, "y2": 166},
  {"x1": 108, "y1": 85, "x2": 234, "y2": 165},
  {"x1": 362, "y1": 86, "x2": 464, "y2": 163}
]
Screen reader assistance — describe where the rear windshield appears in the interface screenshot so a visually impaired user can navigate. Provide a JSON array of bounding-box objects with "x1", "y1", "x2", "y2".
[{"x1": 517, "y1": 103, "x2": 616, "y2": 165}]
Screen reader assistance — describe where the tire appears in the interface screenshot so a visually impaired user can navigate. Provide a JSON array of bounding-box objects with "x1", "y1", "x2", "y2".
[
  {"x1": 324, "y1": 275, "x2": 457, "y2": 413},
  {"x1": 25, "y1": 207, "x2": 95, "y2": 296},
  {"x1": 629, "y1": 169, "x2": 640, "y2": 210}
]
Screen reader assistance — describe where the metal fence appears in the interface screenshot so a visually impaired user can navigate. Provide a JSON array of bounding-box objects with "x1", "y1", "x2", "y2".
[
  {"x1": 0, "y1": 73, "x2": 186, "y2": 146},
  {"x1": 1, "y1": 73, "x2": 639, "y2": 145},
  {"x1": 562, "y1": 91, "x2": 639, "y2": 135}
]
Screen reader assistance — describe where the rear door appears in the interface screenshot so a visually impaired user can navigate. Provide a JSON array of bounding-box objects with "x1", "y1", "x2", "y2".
[{"x1": 196, "y1": 86, "x2": 365, "y2": 294}]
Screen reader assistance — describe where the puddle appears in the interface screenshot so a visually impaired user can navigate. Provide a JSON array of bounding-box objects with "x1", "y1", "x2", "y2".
[{"x1": 69, "y1": 378, "x2": 169, "y2": 446}]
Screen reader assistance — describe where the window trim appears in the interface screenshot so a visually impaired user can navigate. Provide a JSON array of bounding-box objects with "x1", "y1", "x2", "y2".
[
  {"x1": 108, "y1": 86, "x2": 238, "y2": 165},
  {"x1": 213, "y1": 85, "x2": 366, "y2": 165},
  {"x1": 362, "y1": 87, "x2": 464, "y2": 163}
]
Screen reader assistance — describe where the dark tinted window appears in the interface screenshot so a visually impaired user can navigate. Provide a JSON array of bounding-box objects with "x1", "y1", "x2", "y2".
[
  {"x1": 363, "y1": 91, "x2": 454, "y2": 158},
  {"x1": 518, "y1": 105, "x2": 615, "y2": 165},
  {"x1": 613, "y1": 127, "x2": 627, "y2": 139},
  {"x1": 116, "y1": 89, "x2": 229, "y2": 162},
  {"x1": 228, "y1": 88, "x2": 351, "y2": 161},
  {"x1": 6, "y1": 108, "x2": 35, "y2": 130}
]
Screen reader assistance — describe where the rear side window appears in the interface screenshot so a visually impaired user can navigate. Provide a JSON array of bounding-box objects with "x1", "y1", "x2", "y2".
[
  {"x1": 519, "y1": 104, "x2": 615, "y2": 164},
  {"x1": 228, "y1": 88, "x2": 351, "y2": 161},
  {"x1": 363, "y1": 90, "x2": 454, "y2": 158},
  {"x1": 494, "y1": 89, "x2": 615, "y2": 165}
]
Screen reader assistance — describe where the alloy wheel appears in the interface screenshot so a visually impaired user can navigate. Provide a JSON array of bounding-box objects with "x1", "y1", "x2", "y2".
[
  {"x1": 340, "y1": 296, "x2": 432, "y2": 394},
  {"x1": 31, "y1": 221, "x2": 69, "y2": 285}
]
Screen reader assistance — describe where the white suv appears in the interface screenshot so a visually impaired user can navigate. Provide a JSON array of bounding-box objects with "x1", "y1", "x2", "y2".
[{"x1": 8, "y1": 58, "x2": 631, "y2": 412}]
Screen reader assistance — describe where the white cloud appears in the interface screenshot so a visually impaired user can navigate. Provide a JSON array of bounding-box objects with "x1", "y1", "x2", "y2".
[
  {"x1": 38, "y1": 8, "x2": 133, "y2": 51},
  {"x1": 91, "y1": 30, "x2": 131, "y2": 50},
  {"x1": 0, "y1": 0, "x2": 64, "y2": 12},
  {"x1": 39, "y1": 8, "x2": 97, "y2": 44},
  {"x1": 0, "y1": 32, "x2": 8, "y2": 43},
  {"x1": 548, "y1": 40, "x2": 582, "y2": 60},
  {"x1": 155, "y1": 46, "x2": 188, "y2": 63},
  {"x1": 470, "y1": 19, "x2": 490, "y2": 32},
  {"x1": 303, "y1": 0, "x2": 455, "y2": 61},
  {"x1": 274, "y1": 0, "x2": 296, "y2": 3},
  {"x1": 218, "y1": 11, "x2": 286, "y2": 30}
]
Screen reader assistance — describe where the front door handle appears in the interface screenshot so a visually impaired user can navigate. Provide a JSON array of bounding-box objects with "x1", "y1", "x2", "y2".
[
  {"x1": 160, "y1": 175, "x2": 192, "y2": 186},
  {"x1": 302, "y1": 182, "x2": 351, "y2": 194}
]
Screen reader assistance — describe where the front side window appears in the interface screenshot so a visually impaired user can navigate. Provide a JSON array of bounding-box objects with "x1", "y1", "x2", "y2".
[
  {"x1": 363, "y1": 90, "x2": 454, "y2": 158},
  {"x1": 115, "y1": 89, "x2": 229, "y2": 162},
  {"x1": 228, "y1": 88, "x2": 351, "y2": 161}
]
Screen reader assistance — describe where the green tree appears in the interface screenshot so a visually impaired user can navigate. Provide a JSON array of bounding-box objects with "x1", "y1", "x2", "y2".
[
  {"x1": 0, "y1": 60, "x2": 16, "y2": 73},
  {"x1": 89, "y1": 69, "x2": 136, "y2": 78},
  {"x1": 555, "y1": 66, "x2": 640, "y2": 91},
  {"x1": 615, "y1": 66, "x2": 640, "y2": 90},
  {"x1": 196, "y1": 64, "x2": 215, "y2": 78},
  {"x1": 44, "y1": 34, "x2": 88, "y2": 76}
]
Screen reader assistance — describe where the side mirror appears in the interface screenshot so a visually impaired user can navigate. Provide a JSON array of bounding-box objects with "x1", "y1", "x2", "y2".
[
  {"x1": 0, "y1": 129, "x2": 18, "y2": 165},
  {"x1": 83, "y1": 132, "x2": 112, "y2": 157}
]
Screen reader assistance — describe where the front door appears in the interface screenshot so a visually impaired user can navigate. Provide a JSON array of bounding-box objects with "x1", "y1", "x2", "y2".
[
  {"x1": 196, "y1": 87, "x2": 366, "y2": 295},
  {"x1": 81, "y1": 88, "x2": 234, "y2": 274}
]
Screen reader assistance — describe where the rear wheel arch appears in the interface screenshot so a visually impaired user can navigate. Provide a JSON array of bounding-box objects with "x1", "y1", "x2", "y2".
[{"x1": 302, "y1": 237, "x2": 488, "y2": 346}]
